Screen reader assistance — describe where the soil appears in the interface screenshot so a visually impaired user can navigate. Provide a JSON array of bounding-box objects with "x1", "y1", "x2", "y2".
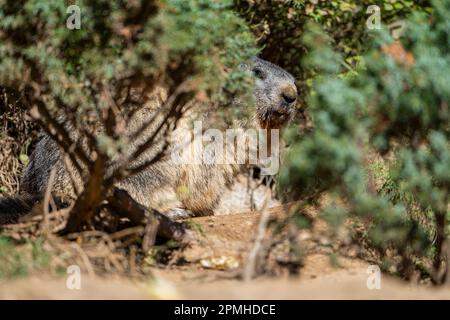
[{"x1": 1, "y1": 204, "x2": 449, "y2": 300}]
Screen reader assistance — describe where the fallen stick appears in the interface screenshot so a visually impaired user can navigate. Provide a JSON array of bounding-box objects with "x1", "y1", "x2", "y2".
[
  {"x1": 243, "y1": 189, "x2": 271, "y2": 281},
  {"x1": 108, "y1": 188, "x2": 190, "y2": 244}
]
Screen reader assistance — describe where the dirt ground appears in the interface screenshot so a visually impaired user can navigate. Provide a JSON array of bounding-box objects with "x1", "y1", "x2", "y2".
[{"x1": 1, "y1": 205, "x2": 450, "y2": 300}]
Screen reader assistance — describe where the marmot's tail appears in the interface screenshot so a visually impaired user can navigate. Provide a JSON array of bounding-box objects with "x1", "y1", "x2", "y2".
[{"x1": 0, "y1": 194, "x2": 40, "y2": 225}]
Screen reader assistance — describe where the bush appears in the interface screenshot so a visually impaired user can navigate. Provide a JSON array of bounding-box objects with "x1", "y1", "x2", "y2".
[
  {"x1": 235, "y1": 0, "x2": 432, "y2": 107},
  {"x1": 0, "y1": 0, "x2": 258, "y2": 231},
  {"x1": 280, "y1": 0, "x2": 449, "y2": 283}
]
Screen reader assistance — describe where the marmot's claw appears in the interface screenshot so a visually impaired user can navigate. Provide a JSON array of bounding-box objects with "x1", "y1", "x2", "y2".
[{"x1": 165, "y1": 208, "x2": 194, "y2": 220}]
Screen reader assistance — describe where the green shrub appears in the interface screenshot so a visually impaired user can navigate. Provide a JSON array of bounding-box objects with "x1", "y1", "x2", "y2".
[
  {"x1": 235, "y1": 0, "x2": 431, "y2": 107},
  {"x1": 280, "y1": 0, "x2": 449, "y2": 283}
]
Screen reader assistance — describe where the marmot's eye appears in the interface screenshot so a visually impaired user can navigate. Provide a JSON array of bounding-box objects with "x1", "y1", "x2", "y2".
[{"x1": 252, "y1": 67, "x2": 265, "y2": 79}]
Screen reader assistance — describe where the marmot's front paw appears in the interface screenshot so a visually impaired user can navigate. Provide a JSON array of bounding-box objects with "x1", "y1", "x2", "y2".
[{"x1": 164, "y1": 208, "x2": 194, "y2": 220}]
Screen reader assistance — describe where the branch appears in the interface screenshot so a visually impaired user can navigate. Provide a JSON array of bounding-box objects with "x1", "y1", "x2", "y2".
[
  {"x1": 108, "y1": 188, "x2": 190, "y2": 243},
  {"x1": 104, "y1": 79, "x2": 192, "y2": 186},
  {"x1": 243, "y1": 190, "x2": 271, "y2": 281},
  {"x1": 30, "y1": 114, "x2": 86, "y2": 179},
  {"x1": 62, "y1": 154, "x2": 108, "y2": 233},
  {"x1": 28, "y1": 98, "x2": 92, "y2": 166}
]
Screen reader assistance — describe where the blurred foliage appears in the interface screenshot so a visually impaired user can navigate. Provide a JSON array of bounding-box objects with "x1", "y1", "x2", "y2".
[
  {"x1": 235, "y1": 0, "x2": 432, "y2": 107},
  {"x1": 280, "y1": 0, "x2": 449, "y2": 283},
  {"x1": 0, "y1": 0, "x2": 258, "y2": 131},
  {"x1": 0, "y1": 236, "x2": 50, "y2": 279}
]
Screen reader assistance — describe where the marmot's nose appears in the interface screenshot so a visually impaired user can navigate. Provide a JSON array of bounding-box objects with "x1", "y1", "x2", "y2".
[{"x1": 281, "y1": 85, "x2": 297, "y2": 105}]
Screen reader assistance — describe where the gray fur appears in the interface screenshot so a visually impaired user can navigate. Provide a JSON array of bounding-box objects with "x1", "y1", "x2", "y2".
[{"x1": 249, "y1": 57, "x2": 297, "y2": 129}]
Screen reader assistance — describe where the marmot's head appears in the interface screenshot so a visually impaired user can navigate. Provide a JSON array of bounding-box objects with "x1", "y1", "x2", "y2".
[{"x1": 246, "y1": 57, "x2": 298, "y2": 129}]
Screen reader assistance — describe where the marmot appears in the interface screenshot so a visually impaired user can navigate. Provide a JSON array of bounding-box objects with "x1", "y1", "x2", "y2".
[{"x1": 0, "y1": 57, "x2": 297, "y2": 223}]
